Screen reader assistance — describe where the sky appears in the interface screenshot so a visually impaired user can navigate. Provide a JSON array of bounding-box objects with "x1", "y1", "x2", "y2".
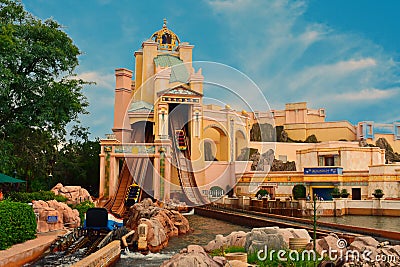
[{"x1": 23, "y1": 0, "x2": 400, "y2": 139}]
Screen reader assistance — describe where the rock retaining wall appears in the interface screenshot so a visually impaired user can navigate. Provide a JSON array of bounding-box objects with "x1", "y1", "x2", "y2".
[{"x1": 33, "y1": 200, "x2": 80, "y2": 233}]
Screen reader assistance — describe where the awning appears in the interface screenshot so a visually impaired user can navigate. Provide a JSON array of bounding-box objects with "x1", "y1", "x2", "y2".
[{"x1": 0, "y1": 173, "x2": 26, "y2": 183}]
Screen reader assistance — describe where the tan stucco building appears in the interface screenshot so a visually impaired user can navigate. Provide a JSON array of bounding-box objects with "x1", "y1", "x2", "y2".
[{"x1": 99, "y1": 21, "x2": 400, "y2": 206}]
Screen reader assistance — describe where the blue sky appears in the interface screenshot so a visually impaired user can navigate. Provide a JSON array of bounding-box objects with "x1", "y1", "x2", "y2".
[{"x1": 23, "y1": 0, "x2": 400, "y2": 139}]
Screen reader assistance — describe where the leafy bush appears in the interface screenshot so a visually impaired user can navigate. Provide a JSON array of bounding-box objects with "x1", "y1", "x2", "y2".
[
  {"x1": 331, "y1": 187, "x2": 341, "y2": 198},
  {"x1": 0, "y1": 200, "x2": 37, "y2": 250},
  {"x1": 373, "y1": 189, "x2": 384, "y2": 198},
  {"x1": 341, "y1": 189, "x2": 350, "y2": 198},
  {"x1": 292, "y1": 184, "x2": 306, "y2": 200},
  {"x1": 374, "y1": 188, "x2": 383, "y2": 195},
  {"x1": 74, "y1": 200, "x2": 95, "y2": 225},
  {"x1": 7, "y1": 191, "x2": 67, "y2": 203},
  {"x1": 256, "y1": 189, "x2": 268, "y2": 199}
]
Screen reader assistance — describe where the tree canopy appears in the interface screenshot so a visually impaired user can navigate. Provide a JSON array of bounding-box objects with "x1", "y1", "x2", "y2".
[
  {"x1": 0, "y1": 0, "x2": 88, "y2": 135},
  {"x1": 0, "y1": 0, "x2": 95, "y2": 192}
]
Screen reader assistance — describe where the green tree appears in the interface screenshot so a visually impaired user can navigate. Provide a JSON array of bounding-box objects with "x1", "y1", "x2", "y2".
[
  {"x1": 292, "y1": 184, "x2": 306, "y2": 200},
  {"x1": 55, "y1": 126, "x2": 100, "y2": 196},
  {"x1": 0, "y1": 0, "x2": 88, "y2": 134},
  {"x1": 0, "y1": 0, "x2": 90, "y2": 189}
]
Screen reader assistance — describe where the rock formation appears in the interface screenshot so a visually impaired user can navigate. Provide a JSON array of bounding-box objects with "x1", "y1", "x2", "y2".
[
  {"x1": 204, "y1": 231, "x2": 247, "y2": 252},
  {"x1": 271, "y1": 159, "x2": 297, "y2": 171},
  {"x1": 250, "y1": 149, "x2": 275, "y2": 171},
  {"x1": 166, "y1": 227, "x2": 311, "y2": 266},
  {"x1": 164, "y1": 226, "x2": 400, "y2": 266},
  {"x1": 280, "y1": 129, "x2": 288, "y2": 142},
  {"x1": 306, "y1": 234, "x2": 400, "y2": 266},
  {"x1": 249, "y1": 149, "x2": 297, "y2": 171},
  {"x1": 125, "y1": 198, "x2": 191, "y2": 252},
  {"x1": 375, "y1": 137, "x2": 400, "y2": 163},
  {"x1": 161, "y1": 245, "x2": 223, "y2": 267},
  {"x1": 33, "y1": 200, "x2": 80, "y2": 233},
  {"x1": 51, "y1": 183, "x2": 92, "y2": 205}
]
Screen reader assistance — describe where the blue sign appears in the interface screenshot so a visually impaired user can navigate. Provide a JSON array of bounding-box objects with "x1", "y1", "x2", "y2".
[
  {"x1": 304, "y1": 167, "x2": 343, "y2": 175},
  {"x1": 47, "y1": 215, "x2": 58, "y2": 223}
]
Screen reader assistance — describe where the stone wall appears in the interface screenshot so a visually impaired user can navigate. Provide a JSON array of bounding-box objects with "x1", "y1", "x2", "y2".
[{"x1": 33, "y1": 200, "x2": 80, "y2": 233}]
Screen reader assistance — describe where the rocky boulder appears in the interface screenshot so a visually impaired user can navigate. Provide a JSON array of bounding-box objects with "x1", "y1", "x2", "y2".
[
  {"x1": 33, "y1": 200, "x2": 80, "y2": 233},
  {"x1": 277, "y1": 228, "x2": 311, "y2": 245},
  {"x1": 205, "y1": 227, "x2": 311, "y2": 254},
  {"x1": 245, "y1": 227, "x2": 286, "y2": 253},
  {"x1": 204, "y1": 231, "x2": 247, "y2": 252},
  {"x1": 51, "y1": 183, "x2": 92, "y2": 205},
  {"x1": 375, "y1": 137, "x2": 400, "y2": 163},
  {"x1": 125, "y1": 198, "x2": 191, "y2": 252},
  {"x1": 271, "y1": 159, "x2": 297, "y2": 171},
  {"x1": 306, "y1": 234, "x2": 347, "y2": 257},
  {"x1": 161, "y1": 245, "x2": 222, "y2": 267}
]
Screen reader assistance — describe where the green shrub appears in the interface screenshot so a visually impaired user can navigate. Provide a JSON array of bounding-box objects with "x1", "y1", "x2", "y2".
[
  {"x1": 7, "y1": 191, "x2": 68, "y2": 203},
  {"x1": 331, "y1": 187, "x2": 341, "y2": 198},
  {"x1": 340, "y1": 189, "x2": 350, "y2": 198},
  {"x1": 373, "y1": 189, "x2": 384, "y2": 198},
  {"x1": 292, "y1": 184, "x2": 306, "y2": 200},
  {"x1": 0, "y1": 200, "x2": 37, "y2": 250},
  {"x1": 74, "y1": 200, "x2": 95, "y2": 225},
  {"x1": 255, "y1": 189, "x2": 268, "y2": 199},
  {"x1": 374, "y1": 188, "x2": 383, "y2": 195}
]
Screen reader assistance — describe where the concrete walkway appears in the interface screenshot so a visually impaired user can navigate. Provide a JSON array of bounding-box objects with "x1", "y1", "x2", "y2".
[{"x1": 0, "y1": 229, "x2": 68, "y2": 267}]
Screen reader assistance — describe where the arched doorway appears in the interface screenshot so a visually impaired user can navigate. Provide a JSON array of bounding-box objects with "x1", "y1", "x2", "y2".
[
  {"x1": 203, "y1": 125, "x2": 229, "y2": 161},
  {"x1": 235, "y1": 130, "x2": 247, "y2": 159},
  {"x1": 130, "y1": 121, "x2": 154, "y2": 143}
]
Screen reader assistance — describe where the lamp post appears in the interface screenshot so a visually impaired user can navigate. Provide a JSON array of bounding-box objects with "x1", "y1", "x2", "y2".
[
  {"x1": 48, "y1": 159, "x2": 55, "y2": 190},
  {"x1": 48, "y1": 173, "x2": 53, "y2": 190}
]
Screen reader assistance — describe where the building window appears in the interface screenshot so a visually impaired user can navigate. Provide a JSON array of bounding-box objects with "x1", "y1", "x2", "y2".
[
  {"x1": 396, "y1": 125, "x2": 400, "y2": 140},
  {"x1": 279, "y1": 155, "x2": 287, "y2": 163},
  {"x1": 368, "y1": 125, "x2": 373, "y2": 135},
  {"x1": 318, "y1": 155, "x2": 340, "y2": 166},
  {"x1": 318, "y1": 156, "x2": 324, "y2": 166},
  {"x1": 325, "y1": 156, "x2": 334, "y2": 166}
]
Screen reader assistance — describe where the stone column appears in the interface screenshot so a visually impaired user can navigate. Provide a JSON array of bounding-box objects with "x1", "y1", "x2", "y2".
[
  {"x1": 153, "y1": 145, "x2": 161, "y2": 200},
  {"x1": 99, "y1": 153, "x2": 105, "y2": 198},
  {"x1": 113, "y1": 68, "x2": 133, "y2": 142},
  {"x1": 163, "y1": 153, "x2": 171, "y2": 201}
]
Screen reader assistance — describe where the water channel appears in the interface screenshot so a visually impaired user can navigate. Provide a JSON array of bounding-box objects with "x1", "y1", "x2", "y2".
[{"x1": 318, "y1": 215, "x2": 400, "y2": 232}]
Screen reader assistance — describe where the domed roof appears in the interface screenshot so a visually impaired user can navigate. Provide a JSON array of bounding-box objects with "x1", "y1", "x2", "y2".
[{"x1": 151, "y1": 19, "x2": 180, "y2": 51}]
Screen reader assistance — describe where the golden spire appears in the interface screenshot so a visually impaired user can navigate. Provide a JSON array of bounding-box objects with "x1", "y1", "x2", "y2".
[{"x1": 150, "y1": 19, "x2": 180, "y2": 51}]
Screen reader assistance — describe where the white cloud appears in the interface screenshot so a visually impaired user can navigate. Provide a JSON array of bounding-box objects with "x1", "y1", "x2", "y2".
[
  {"x1": 74, "y1": 70, "x2": 115, "y2": 138},
  {"x1": 205, "y1": 0, "x2": 400, "y2": 123},
  {"x1": 76, "y1": 71, "x2": 114, "y2": 90},
  {"x1": 208, "y1": 0, "x2": 255, "y2": 12},
  {"x1": 331, "y1": 88, "x2": 399, "y2": 101},
  {"x1": 289, "y1": 58, "x2": 377, "y2": 91}
]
